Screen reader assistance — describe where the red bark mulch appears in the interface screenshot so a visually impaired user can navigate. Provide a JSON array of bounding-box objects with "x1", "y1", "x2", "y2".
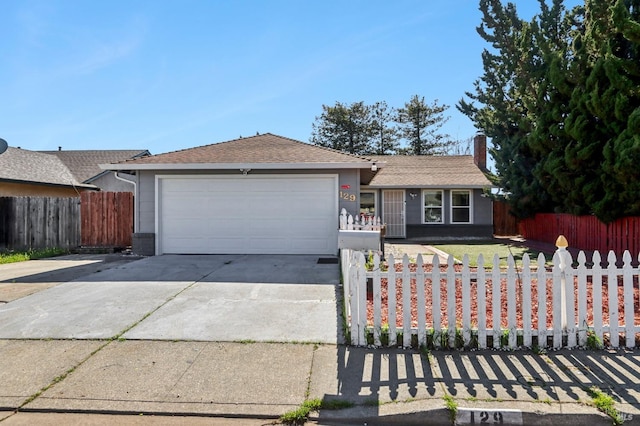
[{"x1": 366, "y1": 263, "x2": 640, "y2": 330}]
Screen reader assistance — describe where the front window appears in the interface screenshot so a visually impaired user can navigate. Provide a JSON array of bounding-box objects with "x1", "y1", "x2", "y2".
[
  {"x1": 451, "y1": 190, "x2": 471, "y2": 223},
  {"x1": 423, "y1": 190, "x2": 443, "y2": 223},
  {"x1": 360, "y1": 191, "x2": 376, "y2": 219}
]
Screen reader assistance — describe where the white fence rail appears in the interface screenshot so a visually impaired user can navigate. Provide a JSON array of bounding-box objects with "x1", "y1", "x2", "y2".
[
  {"x1": 342, "y1": 248, "x2": 640, "y2": 350},
  {"x1": 339, "y1": 208, "x2": 382, "y2": 231}
]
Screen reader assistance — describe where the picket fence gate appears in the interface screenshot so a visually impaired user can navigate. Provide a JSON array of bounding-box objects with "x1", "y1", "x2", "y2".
[{"x1": 341, "y1": 248, "x2": 640, "y2": 350}]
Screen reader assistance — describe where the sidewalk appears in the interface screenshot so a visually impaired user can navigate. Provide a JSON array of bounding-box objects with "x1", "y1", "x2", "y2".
[{"x1": 1, "y1": 339, "x2": 638, "y2": 425}]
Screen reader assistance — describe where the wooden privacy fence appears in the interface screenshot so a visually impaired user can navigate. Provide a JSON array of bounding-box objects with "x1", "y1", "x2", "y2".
[
  {"x1": 0, "y1": 197, "x2": 80, "y2": 250},
  {"x1": 0, "y1": 193, "x2": 133, "y2": 251},
  {"x1": 342, "y1": 248, "x2": 640, "y2": 350},
  {"x1": 81, "y1": 191, "x2": 133, "y2": 247},
  {"x1": 493, "y1": 200, "x2": 519, "y2": 236},
  {"x1": 519, "y1": 213, "x2": 640, "y2": 257}
]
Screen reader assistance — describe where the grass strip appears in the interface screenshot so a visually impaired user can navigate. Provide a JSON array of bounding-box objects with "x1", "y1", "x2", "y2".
[{"x1": 0, "y1": 248, "x2": 68, "y2": 264}]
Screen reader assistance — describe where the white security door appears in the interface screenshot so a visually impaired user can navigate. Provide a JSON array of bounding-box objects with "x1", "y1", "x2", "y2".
[
  {"x1": 157, "y1": 175, "x2": 338, "y2": 254},
  {"x1": 382, "y1": 190, "x2": 405, "y2": 238}
]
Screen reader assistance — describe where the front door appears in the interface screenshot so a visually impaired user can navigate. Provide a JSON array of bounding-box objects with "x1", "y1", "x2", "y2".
[{"x1": 382, "y1": 190, "x2": 405, "y2": 238}]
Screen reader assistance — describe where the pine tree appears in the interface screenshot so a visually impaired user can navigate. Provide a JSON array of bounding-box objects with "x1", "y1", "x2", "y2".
[
  {"x1": 310, "y1": 101, "x2": 374, "y2": 154},
  {"x1": 458, "y1": 0, "x2": 550, "y2": 217},
  {"x1": 396, "y1": 95, "x2": 452, "y2": 155},
  {"x1": 562, "y1": 0, "x2": 640, "y2": 222},
  {"x1": 370, "y1": 101, "x2": 399, "y2": 154},
  {"x1": 528, "y1": 1, "x2": 585, "y2": 214},
  {"x1": 461, "y1": 0, "x2": 640, "y2": 222},
  {"x1": 593, "y1": 0, "x2": 640, "y2": 220}
]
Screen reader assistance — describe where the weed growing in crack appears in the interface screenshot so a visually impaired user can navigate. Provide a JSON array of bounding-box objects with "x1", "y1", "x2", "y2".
[
  {"x1": 585, "y1": 329, "x2": 603, "y2": 350},
  {"x1": 587, "y1": 386, "x2": 623, "y2": 425},
  {"x1": 443, "y1": 394, "x2": 457, "y2": 425}
]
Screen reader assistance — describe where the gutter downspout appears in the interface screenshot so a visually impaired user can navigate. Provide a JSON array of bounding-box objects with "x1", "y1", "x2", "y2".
[{"x1": 114, "y1": 172, "x2": 138, "y2": 233}]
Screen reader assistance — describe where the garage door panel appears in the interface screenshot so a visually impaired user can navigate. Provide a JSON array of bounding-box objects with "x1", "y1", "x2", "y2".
[
  {"x1": 290, "y1": 238, "x2": 333, "y2": 251},
  {"x1": 162, "y1": 204, "x2": 209, "y2": 219},
  {"x1": 164, "y1": 179, "x2": 209, "y2": 193},
  {"x1": 163, "y1": 238, "x2": 211, "y2": 253},
  {"x1": 206, "y1": 222, "x2": 247, "y2": 238},
  {"x1": 164, "y1": 219, "x2": 209, "y2": 236},
  {"x1": 159, "y1": 175, "x2": 337, "y2": 254},
  {"x1": 288, "y1": 220, "x2": 331, "y2": 235},
  {"x1": 248, "y1": 237, "x2": 289, "y2": 251},
  {"x1": 287, "y1": 179, "x2": 330, "y2": 192}
]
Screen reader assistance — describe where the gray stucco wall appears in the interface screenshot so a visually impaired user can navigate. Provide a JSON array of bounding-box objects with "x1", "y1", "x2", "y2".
[
  {"x1": 136, "y1": 168, "x2": 360, "y2": 235},
  {"x1": 376, "y1": 187, "x2": 493, "y2": 241},
  {"x1": 90, "y1": 172, "x2": 136, "y2": 192},
  {"x1": 403, "y1": 188, "x2": 491, "y2": 226}
]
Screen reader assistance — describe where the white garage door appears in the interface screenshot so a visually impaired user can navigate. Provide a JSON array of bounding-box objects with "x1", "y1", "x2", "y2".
[{"x1": 157, "y1": 175, "x2": 338, "y2": 255}]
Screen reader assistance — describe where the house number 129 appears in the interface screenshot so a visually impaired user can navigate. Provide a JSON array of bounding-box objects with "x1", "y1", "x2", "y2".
[
  {"x1": 457, "y1": 408, "x2": 522, "y2": 425},
  {"x1": 340, "y1": 191, "x2": 356, "y2": 202},
  {"x1": 470, "y1": 411, "x2": 503, "y2": 424}
]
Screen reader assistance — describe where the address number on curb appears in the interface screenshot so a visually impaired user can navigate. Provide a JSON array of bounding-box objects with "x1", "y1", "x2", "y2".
[{"x1": 457, "y1": 408, "x2": 523, "y2": 425}]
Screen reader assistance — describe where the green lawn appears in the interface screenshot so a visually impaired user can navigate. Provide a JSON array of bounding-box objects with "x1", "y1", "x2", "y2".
[
  {"x1": 0, "y1": 248, "x2": 68, "y2": 265},
  {"x1": 432, "y1": 242, "x2": 554, "y2": 267}
]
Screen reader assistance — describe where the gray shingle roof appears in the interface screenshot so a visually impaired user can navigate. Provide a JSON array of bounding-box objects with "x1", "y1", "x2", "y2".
[
  {"x1": 40, "y1": 149, "x2": 149, "y2": 183},
  {"x1": 110, "y1": 133, "x2": 372, "y2": 166},
  {"x1": 0, "y1": 147, "x2": 94, "y2": 188},
  {"x1": 367, "y1": 155, "x2": 492, "y2": 188}
]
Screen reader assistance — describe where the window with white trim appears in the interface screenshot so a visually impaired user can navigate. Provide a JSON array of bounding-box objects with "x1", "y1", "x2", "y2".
[
  {"x1": 359, "y1": 191, "x2": 377, "y2": 219},
  {"x1": 451, "y1": 190, "x2": 472, "y2": 223},
  {"x1": 423, "y1": 190, "x2": 443, "y2": 223}
]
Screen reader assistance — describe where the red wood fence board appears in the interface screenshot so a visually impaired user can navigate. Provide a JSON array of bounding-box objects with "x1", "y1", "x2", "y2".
[
  {"x1": 518, "y1": 213, "x2": 640, "y2": 257},
  {"x1": 80, "y1": 192, "x2": 133, "y2": 247}
]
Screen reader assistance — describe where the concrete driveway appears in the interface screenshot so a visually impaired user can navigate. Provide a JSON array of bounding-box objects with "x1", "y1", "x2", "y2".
[{"x1": 0, "y1": 254, "x2": 342, "y2": 344}]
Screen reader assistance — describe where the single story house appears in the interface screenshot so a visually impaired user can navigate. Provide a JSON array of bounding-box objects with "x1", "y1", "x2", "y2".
[
  {"x1": 102, "y1": 133, "x2": 493, "y2": 256},
  {"x1": 40, "y1": 148, "x2": 150, "y2": 192},
  {"x1": 366, "y1": 135, "x2": 492, "y2": 240},
  {"x1": 0, "y1": 147, "x2": 97, "y2": 197}
]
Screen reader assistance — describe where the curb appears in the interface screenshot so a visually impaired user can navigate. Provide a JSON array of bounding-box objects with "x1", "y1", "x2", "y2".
[{"x1": 312, "y1": 402, "x2": 626, "y2": 426}]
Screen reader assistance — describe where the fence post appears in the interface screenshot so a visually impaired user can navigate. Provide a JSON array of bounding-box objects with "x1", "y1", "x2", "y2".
[{"x1": 555, "y1": 235, "x2": 569, "y2": 330}]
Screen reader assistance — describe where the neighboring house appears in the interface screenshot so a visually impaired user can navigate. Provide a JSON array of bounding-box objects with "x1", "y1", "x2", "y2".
[
  {"x1": 102, "y1": 133, "x2": 493, "y2": 256},
  {"x1": 40, "y1": 149, "x2": 150, "y2": 192},
  {"x1": 0, "y1": 147, "x2": 97, "y2": 197}
]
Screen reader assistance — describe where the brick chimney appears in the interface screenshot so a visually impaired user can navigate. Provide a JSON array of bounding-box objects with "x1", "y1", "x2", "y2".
[{"x1": 473, "y1": 133, "x2": 487, "y2": 170}]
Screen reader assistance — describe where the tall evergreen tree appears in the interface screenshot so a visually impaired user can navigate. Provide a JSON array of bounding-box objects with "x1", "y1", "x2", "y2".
[
  {"x1": 396, "y1": 95, "x2": 452, "y2": 155},
  {"x1": 310, "y1": 101, "x2": 374, "y2": 154},
  {"x1": 528, "y1": 0, "x2": 585, "y2": 214},
  {"x1": 458, "y1": 0, "x2": 549, "y2": 217},
  {"x1": 588, "y1": 0, "x2": 640, "y2": 221},
  {"x1": 370, "y1": 101, "x2": 399, "y2": 154},
  {"x1": 462, "y1": 0, "x2": 640, "y2": 222}
]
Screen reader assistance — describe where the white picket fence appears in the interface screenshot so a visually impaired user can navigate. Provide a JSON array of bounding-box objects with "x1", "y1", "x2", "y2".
[
  {"x1": 341, "y1": 248, "x2": 640, "y2": 350},
  {"x1": 339, "y1": 208, "x2": 382, "y2": 231}
]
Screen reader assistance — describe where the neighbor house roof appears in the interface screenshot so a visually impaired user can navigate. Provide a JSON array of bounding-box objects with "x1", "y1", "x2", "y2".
[
  {"x1": 40, "y1": 149, "x2": 150, "y2": 183},
  {"x1": 366, "y1": 155, "x2": 492, "y2": 188},
  {"x1": 101, "y1": 133, "x2": 376, "y2": 170},
  {"x1": 0, "y1": 147, "x2": 96, "y2": 189}
]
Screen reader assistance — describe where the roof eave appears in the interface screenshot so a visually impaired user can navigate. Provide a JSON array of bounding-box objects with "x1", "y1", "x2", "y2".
[
  {"x1": 0, "y1": 177, "x2": 99, "y2": 190},
  {"x1": 367, "y1": 184, "x2": 495, "y2": 189},
  {"x1": 100, "y1": 162, "x2": 383, "y2": 171}
]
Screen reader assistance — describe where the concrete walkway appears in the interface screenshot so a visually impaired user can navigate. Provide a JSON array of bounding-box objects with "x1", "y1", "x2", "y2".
[
  {"x1": 384, "y1": 242, "x2": 450, "y2": 263},
  {"x1": 0, "y1": 253, "x2": 639, "y2": 425}
]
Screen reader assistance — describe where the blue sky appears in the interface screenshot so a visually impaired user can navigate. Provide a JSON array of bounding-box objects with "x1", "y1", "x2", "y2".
[{"x1": 1, "y1": 0, "x2": 581, "y2": 155}]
